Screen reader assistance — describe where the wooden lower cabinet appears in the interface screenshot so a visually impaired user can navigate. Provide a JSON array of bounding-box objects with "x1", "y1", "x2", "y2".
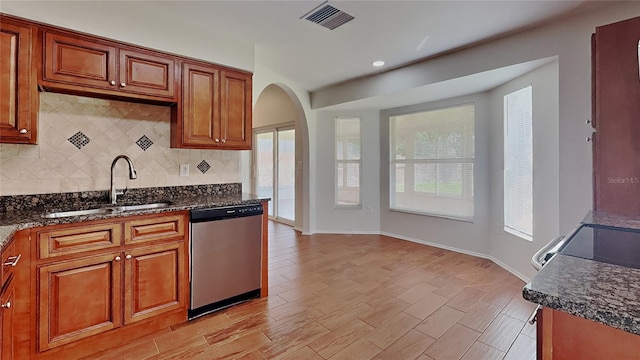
[
  {"x1": 1, "y1": 277, "x2": 15, "y2": 360},
  {"x1": 538, "y1": 307, "x2": 640, "y2": 359},
  {"x1": 124, "y1": 241, "x2": 185, "y2": 324},
  {"x1": 38, "y1": 252, "x2": 122, "y2": 351},
  {"x1": 32, "y1": 212, "x2": 189, "y2": 359}
]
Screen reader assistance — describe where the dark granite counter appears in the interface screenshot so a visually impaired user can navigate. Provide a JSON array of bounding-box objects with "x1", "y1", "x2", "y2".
[
  {"x1": 523, "y1": 211, "x2": 640, "y2": 335},
  {"x1": 0, "y1": 184, "x2": 270, "y2": 249}
]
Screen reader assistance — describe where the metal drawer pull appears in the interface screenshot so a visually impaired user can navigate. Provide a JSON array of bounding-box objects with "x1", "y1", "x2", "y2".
[
  {"x1": 19, "y1": 128, "x2": 28, "y2": 134},
  {"x1": 120, "y1": 82, "x2": 126, "y2": 87},
  {"x1": 587, "y1": 136, "x2": 593, "y2": 142},
  {"x1": 3, "y1": 254, "x2": 21, "y2": 267},
  {"x1": 110, "y1": 80, "x2": 116, "y2": 86},
  {"x1": 1, "y1": 301, "x2": 10, "y2": 309},
  {"x1": 115, "y1": 256, "x2": 121, "y2": 261},
  {"x1": 528, "y1": 304, "x2": 542, "y2": 325},
  {"x1": 125, "y1": 255, "x2": 132, "y2": 260}
]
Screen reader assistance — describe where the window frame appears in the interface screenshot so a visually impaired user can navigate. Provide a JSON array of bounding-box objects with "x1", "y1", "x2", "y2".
[
  {"x1": 335, "y1": 117, "x2": 362, "y2": 209},
  {"x1": 503, "y1": 85, "x2": 533, "y2": 241},
  {"x1": 389, "y1": 103, "x2": 475, "y2": 221}
]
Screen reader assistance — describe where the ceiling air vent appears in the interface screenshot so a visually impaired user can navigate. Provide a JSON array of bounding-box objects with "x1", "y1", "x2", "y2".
[{"x1": 302, "y1": 2, "x2": 354, "y2": 30}]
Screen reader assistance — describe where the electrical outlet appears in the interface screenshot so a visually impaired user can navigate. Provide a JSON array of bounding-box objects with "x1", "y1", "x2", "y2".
[{"x1": 180, "y1": 164, "x2": 189, "y2": 177}]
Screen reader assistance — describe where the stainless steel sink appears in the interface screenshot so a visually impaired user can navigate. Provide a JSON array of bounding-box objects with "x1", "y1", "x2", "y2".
[
  {"x1": 41, "y1": 208, "x2": 113, "y2": 219},
  {"x1": 109, "y1": 202, "x2": 172, "y2": 212},
  {"x1": 42, "y1": 202, "x2": 172, "y2": 219}
]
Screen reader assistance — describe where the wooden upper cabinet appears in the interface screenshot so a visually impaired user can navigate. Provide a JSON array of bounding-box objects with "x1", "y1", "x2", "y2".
[
  {"x1": 43, "y1": 31, "x2": 117, "y2": 90},
  {"x1": 41, "y1": 30, "x2": 178, "y2": 102},
  {"x1": 592, "y1": 16, "x2": 640, "y2": 216},
  {"x1": 0, "y1": 16, "x2": 38, "y2": 144},
  {"x1": 221, "y1": 70, "x2": 252, "y2": 149},
  {"x1": 172, "y1": 61, "x2": 252, "y2": 150},
  {"x1": 119, "y1": 49, "x2": 176, "y2": 99},
  {"x1": 175, "y1": 61, "x2": 221, "y2": 147}
]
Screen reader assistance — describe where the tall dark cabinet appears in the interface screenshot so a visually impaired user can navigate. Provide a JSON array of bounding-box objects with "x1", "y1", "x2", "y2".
[{"x1": 592, "y1": 16, "x2": 640, "y2": 216}]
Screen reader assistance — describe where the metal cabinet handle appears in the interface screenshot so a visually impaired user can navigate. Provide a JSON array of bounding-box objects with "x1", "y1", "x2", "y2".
[
  {"x1": 528, "y1": 305, "x2": 542, "y2": 325},
  {"x1": 586, "y1": 119, "x2": 592, "y2": 125},
  {"x1": 214, "y1": 139, "x2": 220, "y2": 143},
  {"x1": 587, "y1": 136, "x2": 593, "y2": 142},
  {"x1": 1, "y1": 301, "x2": 10, "y2": 309},
  {"x1": 110, "y1": 80, "x2": 116, "y2": 86},
  {"x1": 3, "y1": 254, "x2": 21, "y2": 267},
  {"x1": 125, "y1": 254, "x2": 132, "y2": 260},
  {"x1": 120, "y1": 82, "x2": 126, "y2": 87},
  {"x1": 115, "y1": 256, "x2": 121, "y2": 261},
  {"x1": 221, "y1": 139, "x2": 226, "y2": 144},
  {"x1": 19, "y1": 128, "x2": 28, "y2": 134}
]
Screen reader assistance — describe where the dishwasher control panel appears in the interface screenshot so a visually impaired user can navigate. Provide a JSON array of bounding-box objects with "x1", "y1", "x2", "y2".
[{"x1": 190, "y1": 204, "x2": 263, "y2": 222}]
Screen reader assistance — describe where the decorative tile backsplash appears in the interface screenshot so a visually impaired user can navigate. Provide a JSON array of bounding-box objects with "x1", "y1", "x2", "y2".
[{"x1": 0, "y1": 93, "x2": 240, "y2": 196}]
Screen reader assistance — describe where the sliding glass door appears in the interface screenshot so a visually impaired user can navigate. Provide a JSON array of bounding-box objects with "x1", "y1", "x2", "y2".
[{"x1": 254, "y1": 126, "x2": 295, "y2": 224}]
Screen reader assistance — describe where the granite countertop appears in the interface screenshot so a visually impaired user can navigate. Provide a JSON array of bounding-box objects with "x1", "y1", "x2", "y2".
[
  {"x1": 523, "y1": 210, "x2": 640, "y2": 335},
  {"x1": 0, "y1": 184, "x2": 270, "y2": 249}
]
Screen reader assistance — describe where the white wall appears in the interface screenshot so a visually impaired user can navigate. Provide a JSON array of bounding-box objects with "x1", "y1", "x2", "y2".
[
  {"x1": 251, "y1": 63, "x2": 314, "y2": 234},
  {"x1": 0, "y1": 1, "x2": 255, "y2": 72},
  {"x1": 313, "y1": 3, "x2": 640, "y2": 236},
  {"x1": 314, "y1": 110, "x2": 381, "y2": 233},
  {"x1": 380, "y1": 94, "x2": 492, "y2": 256},
  {"x1": 489, "y1": 61, "x2": 560, "y2": 280},
  {"x1": 253, "y1": 85, "x2": 299, "y2": 129}
]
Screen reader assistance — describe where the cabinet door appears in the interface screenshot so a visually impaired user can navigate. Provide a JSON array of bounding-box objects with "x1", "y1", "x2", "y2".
[
  {"x1": 180, "y1": 62, "x2": 221, "y2": 147},
  {"x1": 38, "y1": 253, "x2": 122, "y2": 351},
  {"x1": 119, "y1": 49, "x2": 177, "y2": 100},
  {"x1": 123, "y1": 242, "x2": 186, "y2": 325},
  {"x1": 43, "y1": 31, "x2": 117, "y2": 90},
  {"x1": 0, "y1": 19, "x2": 37, "y2": 144},
  {"x1": 220, "y1": 70, "x2": 252, "y2": 149},
  {"x1": 0, "y1": 277, "x2": 15, "y2": 360},
  {"x1": 593, "y1": 16, "x2": 640, "y2": 215}
]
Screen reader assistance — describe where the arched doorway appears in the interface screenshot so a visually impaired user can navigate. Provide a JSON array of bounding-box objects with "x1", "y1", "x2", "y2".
[{"x1": 253, "y1": 84, "x2": 309, "y2": 232}]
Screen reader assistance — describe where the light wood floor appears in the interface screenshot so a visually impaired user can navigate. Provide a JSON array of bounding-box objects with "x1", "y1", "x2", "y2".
[{"x1": 91, "y1": 221, "x2": 537, "y2": 360}]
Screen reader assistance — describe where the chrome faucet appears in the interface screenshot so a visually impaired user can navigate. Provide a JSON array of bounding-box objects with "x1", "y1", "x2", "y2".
[{"x1": 110, "y1": 155, "x2": 137, "y2": 205}]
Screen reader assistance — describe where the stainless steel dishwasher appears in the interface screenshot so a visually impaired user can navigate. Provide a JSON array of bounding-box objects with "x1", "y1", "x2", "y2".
[{"x1": 189, "y1": 204, "x2": 263, "y2": 320}]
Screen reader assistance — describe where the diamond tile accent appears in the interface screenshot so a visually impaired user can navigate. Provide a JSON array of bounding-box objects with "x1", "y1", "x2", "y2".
[
  {"x1": 136, "y1": 135, "x2": 153, "y2": 151},
  {"x1": 68, "y1": 131, "x2": 90, "y2": 149},
  {"x1": 197, "y1": 160, "x2": 211, "y2": 174}
]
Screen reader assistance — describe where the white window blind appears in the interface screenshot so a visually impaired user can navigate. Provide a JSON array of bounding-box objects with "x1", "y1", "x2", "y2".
[
  {"x1": 336, "y1": 117, "x2": 361, "y2": 208},
  {"x1": 504, "y1": 86, "x2": 533, "y2": 240},
  {"x1": 390, "y1": 104, "x2": 475, "y2": 220}
]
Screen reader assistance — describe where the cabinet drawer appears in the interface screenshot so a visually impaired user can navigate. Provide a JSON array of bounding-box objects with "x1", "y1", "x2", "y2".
[
  {"x1": 1, "y1": 240, "x2": 20, "y2": 285},
  {"x1": 124, "y1": 214, "x2": 186, "y2": 245},
  {"x1": 38, "y1": 223, "x2": 122, "y2": 259}
]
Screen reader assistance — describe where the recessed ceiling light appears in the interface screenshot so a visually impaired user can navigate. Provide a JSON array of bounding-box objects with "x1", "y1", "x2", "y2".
[{"x1": 372, "y1": 60, "x2": 385, "y2": 67}]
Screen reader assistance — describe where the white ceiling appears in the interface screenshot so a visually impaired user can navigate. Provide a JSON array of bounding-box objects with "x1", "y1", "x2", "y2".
[
  {"x1": 1, "y1": 0, "x2": 610, "y2": 97},
  {"x1": 151, "y1": 0, "x2": 601, "y2": 91}
]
